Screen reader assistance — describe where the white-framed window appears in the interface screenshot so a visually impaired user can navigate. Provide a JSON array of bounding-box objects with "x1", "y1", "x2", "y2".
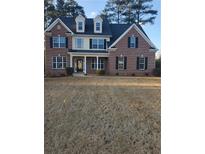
[
  {"x1": 91, "y1": 58, "x2": 97, "y2": 70},
  {"x1": 52, "y1": 56, "x2": 66, "y2": 69},
  {"x1": 130, "y1": 35, "x2": 135, "y2": 48},
  {"x1": 75, "y1": 38, "x2": 84, "y2": 48},
  {"x1": 78, "y1": 21, "x2": 83, "y2": 31},
  {"x1": 53, "y1": 36, "x2": 66, "y2": 48},
  {"x1": 91, "y1": 58, "x2": 104, "y2": 70},
  {"x1": 139, "y1": 57, "x2": 145, "y2": 70},
  {"x1": 92, "y1": 39, "x2": 104, "y2": 49},
  {"x1": 98, "y1": 59, "x2": 104, "y2": 70},
  {"x1": 96, "y1": 22, "x2": 100, "y2": 31},
  {"x1": 118, "y1": 57, "x2": 124, "y2": 70}
]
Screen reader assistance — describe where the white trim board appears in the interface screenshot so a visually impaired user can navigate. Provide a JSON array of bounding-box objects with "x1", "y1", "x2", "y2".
[
  {"x1": 109, "y1": 24, "x2": 157, "y2": 50},
  {"x1": 44, "y1": 18, "x2": 73, "y2": 34},
  {"x1": 68, "y1": 52, "x2": 109, "y2": 57}
]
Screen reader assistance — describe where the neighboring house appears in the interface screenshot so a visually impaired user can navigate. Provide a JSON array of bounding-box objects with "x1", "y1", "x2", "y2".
[{"x1": 44, "y1": 15, "x2": 157, "y2": 76}]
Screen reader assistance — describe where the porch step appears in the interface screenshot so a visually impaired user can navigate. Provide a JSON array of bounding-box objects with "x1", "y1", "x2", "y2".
[{"x1": 72, "y1": 73, "x2": 85, "y2": 77}]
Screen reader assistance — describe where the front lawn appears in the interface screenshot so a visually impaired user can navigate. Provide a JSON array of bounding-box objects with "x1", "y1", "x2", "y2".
[{"x1": 45, "y1": 76, "x2": 161, "y2": 154}]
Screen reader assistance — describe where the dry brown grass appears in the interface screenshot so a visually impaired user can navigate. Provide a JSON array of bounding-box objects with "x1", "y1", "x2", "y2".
[{"x1": 45, "y1": 76, "x2": 160, "y2": 154}]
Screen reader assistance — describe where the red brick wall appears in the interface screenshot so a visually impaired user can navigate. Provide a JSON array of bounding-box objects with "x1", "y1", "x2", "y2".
[
  {"x1": 45, "y1": 22, "x2": 72, "y2": 76},
  {"x1": 108, "y1": 27, "x2": 156, "y2": 76}
]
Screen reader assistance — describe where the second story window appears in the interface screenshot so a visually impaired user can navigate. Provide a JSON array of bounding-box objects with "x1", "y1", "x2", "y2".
[
  {"x1": 130, "y1": 36, "x2": 136, "y2": 48},
  {"x1": 53, "y1": 36, "x2": 66, "y2": 48},
  {"x1": 75, "y1": 38, "x2": 84, "y2": 48},
  {"x1": 92, "y1": 39, "x2": 104, "y2": 49},
  {"x1": 96, "y1": 22, "x2": 100, "y2": 31},
  {"x1": 78, "y1": 22, "x2": 83, "y2": 31}
]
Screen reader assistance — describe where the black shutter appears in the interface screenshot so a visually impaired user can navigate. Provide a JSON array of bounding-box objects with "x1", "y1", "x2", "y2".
[
  {"x1": 104, "y1": 39, "x2": 106, "y2": 49},
  {"x1": 116, "y1": 56, "x2": 118, "y2": 69},
  {"x1": 136, "y1": 57, "x2": 139, "y2": 70},
  {"x1": 128, "y1": 37, "x2": 130, "y2": 48},
  {"x1": 50, "y1": 37, "x2": 53, "y2": 48},
  {"x1": 66, "y1": 38, "x2": 68, "y2": 48},
  {"x1": 145, "y1": 57, "x2": 148, "y2": 70},
  {"x1": 135, "y1": 37, "x2": 138, "y2": 48},
  {"x1": 124, "y1": 57, "x2": 127, "y2": 69},
  {"x1": 89, "y1": 39, "x2": 92, "y2": 49}
]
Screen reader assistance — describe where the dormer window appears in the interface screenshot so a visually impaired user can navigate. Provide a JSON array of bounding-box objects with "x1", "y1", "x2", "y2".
[
  {"x1": 94, "y1": 15, "x2": 103, "y2": 33},
  {"x1": 78, "y1": 21, "x2": 83, "y2": 31},
  {"x1": 75, "y1": 15, "x2": 85, "y2": 33},
  {"x1": 96, "y1": 22, "x2": 100, "y2": 31}
]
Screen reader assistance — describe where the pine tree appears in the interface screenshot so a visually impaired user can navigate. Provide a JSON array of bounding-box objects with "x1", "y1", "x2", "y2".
[
  {"x1": 56, "y1": 0, "x2": 66, "y2": 16},
  {"x1": 124, "y1": 0, "x2": 158, "y2": 25},
  {"x1": 102, "y1": 0, "x2": 157, "y2": 25},
  {"x1": 64, "y1": 0, "x2": 85, "y2": 17},
  {"x1": 102, "y1": 0, "x2": 127, "y2": 24},
  {"x1": 44, "y1": 0, "x2": 56, "y2": 28}
]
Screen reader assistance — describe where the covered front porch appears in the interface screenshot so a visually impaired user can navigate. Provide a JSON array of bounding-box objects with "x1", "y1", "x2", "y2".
[{"x1": 69, "y1": 52, "x2": 109, "y2": 75}]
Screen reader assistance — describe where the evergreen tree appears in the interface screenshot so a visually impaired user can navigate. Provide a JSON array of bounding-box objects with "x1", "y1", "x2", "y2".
[
  {"x1": 102, "y1": 0, "x2": 127, "y2": 24},
  {"x1": 64, "y1": 0, "x2": 85, "y2": 17},
  {"x1": 102, "y1": 0, "x2": 158, "y2": 25},
  {"x1": 124, "y1": 0, "x2": 158, "y2": 25},
  {"x1": 44, "y1": 0, "x2": 56, "y2": 28},
  {"x1": 56, "y1": 0, "x2": 66, "y2": 16}
]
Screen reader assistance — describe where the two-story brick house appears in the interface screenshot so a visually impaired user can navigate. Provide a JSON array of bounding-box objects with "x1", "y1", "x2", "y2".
[{"x1": 44, "y1": 15, "x2": 157, "y2": 76}]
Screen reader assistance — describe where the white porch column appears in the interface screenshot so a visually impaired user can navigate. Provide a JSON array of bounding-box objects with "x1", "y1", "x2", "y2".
[
  {"x1": 70, "y1": 54, "x2": 73, "y2": 67},
  {"x1": 96, "y1": 56, "x2": 99, "y2": 70},
  {"x1": 84, "y1": 56, "x2": 87, "y2": 74}
]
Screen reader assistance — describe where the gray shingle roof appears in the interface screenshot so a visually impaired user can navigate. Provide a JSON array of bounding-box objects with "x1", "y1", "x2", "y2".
[
  {"x1": 47, "y1": 17, "x2": 154, "y2": 49},
  {"x1": 59, "y1": 17, "x2": 112, "y2": 36}
]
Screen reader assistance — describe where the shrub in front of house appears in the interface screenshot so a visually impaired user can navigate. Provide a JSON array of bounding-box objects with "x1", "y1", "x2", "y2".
[
  {"x1": 96, "y1": 70, "x2": 105, "y2": 75},
  {"x1": 66, "y1": 67, "x2": 74, "y2": 76}
]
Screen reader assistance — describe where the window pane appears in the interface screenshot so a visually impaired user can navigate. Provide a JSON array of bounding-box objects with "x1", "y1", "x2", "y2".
[
  {"x1": 63, "y1": 57, "x2": 66, "y2": 62},
  {"x1": 53, "y1": 57, "x2": 56, "y2": 62},
  {"x1": 92, "y1": 39, "x2": 98, "y2": 49},
  {"x1": 118, "y1": 64, "x2": 124, "y2": 69},
  {"x1": 53, "y1": 37, "x2": 58, "y2": 43},
  {"x1": 57, "y1": 62, "x2": 62, "y2": 68},
  {"x1": 57, "y1": 57, "x2": 62, "y2": 62},
  {"x1": 60, "y1": 43, "x2": 65, "y2": 48},
  {"x1": 76, "y1": 38, "x2": 83, "y2": 48},
  {"x1": 52, "y1": 63, "x2": 56, "y2": 69},
  {"x1": 99, "y1": 39, "x2": 104, "y2": 49},
  {"x1": 139, "y1": 64, "x2": 144, "y2": 69},
  {"x1": 78, "y1": 22, "x2": 83, "y2": 30},
  {"x1": 60, "y1": 37, "x2": 65, "y2": 43},
  {"x1": 130, "y1": 36, "x2": 135, "y2": 48},
  {"x1": 139, "y1": 58, "x2": 145, "y2": 63},
  {"x1": 96, "y1": 22, "x2": 100, "y2": 31},
  {"x1": 53, "y1": 37, "x2": 59, "y2": 48}
]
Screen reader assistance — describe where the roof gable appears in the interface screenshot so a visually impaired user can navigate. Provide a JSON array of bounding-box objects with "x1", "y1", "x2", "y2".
[
  {"x1": 109, "y1": 24, "x2": 156, "y2": 49},
  {"x1": 44, "y1": 18, "x2": 73, "y2": 33}
]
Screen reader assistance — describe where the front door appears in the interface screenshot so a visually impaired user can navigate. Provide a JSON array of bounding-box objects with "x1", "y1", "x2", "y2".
[{"x1": 76, "y1": 59, "x2": 83, "y2": 72}]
